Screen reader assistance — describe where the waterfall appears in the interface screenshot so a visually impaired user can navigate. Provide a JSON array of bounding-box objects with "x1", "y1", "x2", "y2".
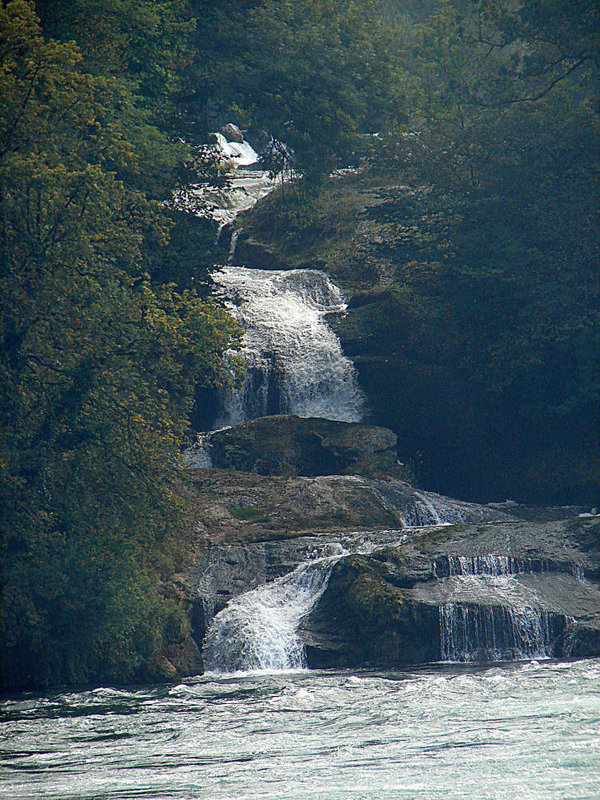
[
  {"x1": 213, "y1": 132, "x2": 259, "y2": 167},
  {"x1": 212, "y1": 266, "x2": 365, "y2": 427},
  {"x1": 437, "y1": 558, "x2": 557, "y2": 662},
  {"x1": 440, "y1": 603, "x2": 553, "y2": 662},
  {"x1": 183, "y1": 433, "x2": 212, "y2": 468},
  {"x1": 203, "y1": 558, "x2": 337, "y2": 672},
  {"x1": 202, "y1": 490, "x2": 510, "y2": 674}
]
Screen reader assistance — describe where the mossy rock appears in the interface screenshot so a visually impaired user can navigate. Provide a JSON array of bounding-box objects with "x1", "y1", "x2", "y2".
[
  {"x1": 301, "y1": 554, "x2": 439, "y2": 668},
  {"x1": 208, "y1": 415, "x2": 407, "y2": 479}
]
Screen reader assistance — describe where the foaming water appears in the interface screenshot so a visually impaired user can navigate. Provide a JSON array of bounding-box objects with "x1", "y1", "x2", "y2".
[
  {"x1": 2, "y1": 660, "x2": 599, "y2": 799},
  {"x1": 212, "y1": 266, "x2": 364, "y2": 426},
  {"x1": 203, "y1": 493, "x2": 513, "y2": 675},
  {"x1": 431, "y1": 557, "x2": 569, "y2": 662},
  {"x1": 203, "y1": 558, "x2": 338, "y2": 672}
]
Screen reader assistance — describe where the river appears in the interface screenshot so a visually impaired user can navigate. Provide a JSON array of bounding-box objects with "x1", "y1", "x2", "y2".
[{"x1": 2, "y1": 658, "x2": 599, "y2": 800}]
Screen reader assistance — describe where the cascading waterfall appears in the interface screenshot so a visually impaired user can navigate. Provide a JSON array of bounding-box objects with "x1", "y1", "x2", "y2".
[
  {"x1": 183, "y1": 432, "x2": 212, "y2": 468},
  {"x1": 438, "y1": 556, "x2": 556, "y2": 662},
  {"x1": 371, "y1": 483, "x2": 505, "y2": 527},
  {"x1": 203, "y1": 557, "x2": 338, "y2": 672},
  {"x1": 185, "y1": 130, "x2": 574, "y2": 672},
  {"x1": 212, "y1": 266, "x2": 365, "y2": 427},
  {"x1": 203, "y1": 493, "x2": 511, "y2": 674},
  {"x1": 213, "y1": 132, "x2": 259, "y2": 168}
]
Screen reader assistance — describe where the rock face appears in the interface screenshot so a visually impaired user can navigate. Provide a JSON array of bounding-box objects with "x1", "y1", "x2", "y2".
[
  {"x1": 234, "y1": 175, "x2": 599, "y2": 506},
  {"x1": 179, "y1": 456, "x2": 600, "y2": 673},
  {"x1": 207, "y1": 415, "x2": 405, "y2": 478},
  {"x1": 183, "y1": 468, "x2": 511, "y2": 544},
  {"x1": 232, "y1": 235, "x2": 288, "y2": 270},
  {"x1": 299, "y1": 517, "x2": 600, "y2": 668}
]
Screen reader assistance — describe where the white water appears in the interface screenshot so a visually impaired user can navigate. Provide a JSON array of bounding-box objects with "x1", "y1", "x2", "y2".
[
  {"x1": 440, "y1": 602, "x2": 554, "y2": 662},
  {"x1": 3, "y1": 660, "x2": 600, "y2": 800},
  {"x1": 436, "y1": 557, "x2": 557, "y2": 662},
  {"x1": 181, "y1": 167, "x2": 275, "y2": 228},
  {"x1": 212, "y1": 266, "x2": 365, "y2": 426},
  {"x1": 203, "y1": 491, "x2": 516, "y2": 673},
  {"x1": 375, "y1": 485, "x2": 505, "y2": 527},
  {"x1": 203, "y1": 557, "x2": 339, "y2": 672},
  {"x1": 183, "y1": 432, "x2": 212, "y2": 468},
  {"x1": 213, "y1": 132, "x2": 259, "y2": 167}
]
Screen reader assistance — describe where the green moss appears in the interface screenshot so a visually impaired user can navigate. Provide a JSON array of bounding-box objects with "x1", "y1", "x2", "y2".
[{"x1": 230, "y1": 505, "x2": 271, "y2": 524}]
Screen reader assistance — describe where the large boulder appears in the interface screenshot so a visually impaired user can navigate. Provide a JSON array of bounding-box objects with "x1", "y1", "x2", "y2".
[
  {"x1": 232, "y1": 235, "x2": 289, "y2": 270},
  {"x1": 221, "y1": 123, "x2": 244, "y2": 143},
  {"x1": 206, "y1": 415, "x2": 406, "y2": 478}
]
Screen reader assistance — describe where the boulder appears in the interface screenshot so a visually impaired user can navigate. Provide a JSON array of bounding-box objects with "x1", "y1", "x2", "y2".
[
  {"x1": 221, "y1": 123, "x2": 244, "y2": 144},
  {"x1": 232, "y1": 235, "x2": 289, "y2": 270},
  {"x1": 207, "y1": 414, "x2": 405, "y2": 478}
]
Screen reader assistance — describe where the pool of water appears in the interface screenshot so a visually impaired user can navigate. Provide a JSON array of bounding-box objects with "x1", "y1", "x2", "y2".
[{"x1": 2, "y1": 659, "x2": 599, "y2": 799}]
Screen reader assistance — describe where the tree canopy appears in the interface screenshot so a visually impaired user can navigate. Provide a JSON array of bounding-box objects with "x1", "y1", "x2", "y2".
[{"x1": 0, "y1": 0, "x2": 241, "y2": 688}]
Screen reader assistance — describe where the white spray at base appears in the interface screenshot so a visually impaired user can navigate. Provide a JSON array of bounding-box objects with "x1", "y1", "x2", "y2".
[{"x1": 203, "y1": 557, "x2": 339, "y2": 672}]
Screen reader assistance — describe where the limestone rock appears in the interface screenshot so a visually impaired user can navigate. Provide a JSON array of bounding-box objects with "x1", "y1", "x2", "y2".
[{"x1": 299, "y1": 516, "x2": 600, "y2": 668}]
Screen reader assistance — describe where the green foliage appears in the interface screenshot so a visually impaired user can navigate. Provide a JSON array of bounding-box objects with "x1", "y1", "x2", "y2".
[
  {"x1": 359, "y1": 1, "x2": 600, "y2": 500},
  {"x1": 233, "y1": 1, "x2": 598, "y2": 502},
  {"x1": 0, "y1": 0, "x2": 241, "y2": 689},
  {"x1": 193, "y1": 0, "x2": 398, "y2": 182},
  {"x1": 230, "y1": 506, "x2": 271, "y2": 524}
]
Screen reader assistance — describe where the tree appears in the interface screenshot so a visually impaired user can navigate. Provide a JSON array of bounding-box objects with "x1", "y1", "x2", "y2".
[
  {"x1": 0, "y1": 0, "x2": 241, "y2": 689},
  {"x1": 361, "y1": 0, "x2": 599, "y2": 500},
  {"x1": 190, "y1": 0, "x2": 397, "y2": 183}
]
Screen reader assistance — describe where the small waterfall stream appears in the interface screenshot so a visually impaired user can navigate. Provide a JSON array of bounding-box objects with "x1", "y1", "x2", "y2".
[
  {"x1": 437, "y1": 556, "x2": 556, "y2": 662},
  {"x1": 203, "y1": 557, "x2": 338, "y2": 672}
]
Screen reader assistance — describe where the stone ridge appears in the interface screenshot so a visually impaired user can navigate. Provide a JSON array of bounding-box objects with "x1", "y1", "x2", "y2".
[{"x1": 300, "y1": 517, "x2": 600, "y2": 668}]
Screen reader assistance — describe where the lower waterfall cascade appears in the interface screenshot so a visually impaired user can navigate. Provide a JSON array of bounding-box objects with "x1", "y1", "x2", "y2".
[
  {"x1": 202, "y1": 496, "x2": 534, "y2": 673},
  {"x1": 203, "y1": 557, "x2": 339, "y2": 672}
]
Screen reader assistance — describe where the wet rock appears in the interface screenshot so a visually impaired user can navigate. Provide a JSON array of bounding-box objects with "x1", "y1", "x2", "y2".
[
  {"x1": 300, "y1": 517, "x2": 600, "y2": 667},
  {"x1": 232, "y1": 235, "x2": 288, "y2": 270},
  {"x1": 301, "y1": 555, "x2": 440, "y2": 668},
  {"x1": 182, "y1": 469, "x2": 509, "y2": 544}
]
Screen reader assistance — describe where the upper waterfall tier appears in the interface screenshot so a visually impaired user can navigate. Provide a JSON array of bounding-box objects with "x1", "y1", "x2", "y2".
[{"x1": 212, "y1": 266, "x2": 365, "y2": 426}]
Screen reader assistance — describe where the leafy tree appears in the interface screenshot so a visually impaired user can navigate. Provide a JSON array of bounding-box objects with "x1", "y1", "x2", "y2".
[
  {"x1": 191, "y1": 0, "x2": 397, "y2": 182},
  {"x1": 360, "y1": 0, "x2": 599, "y2": 500},
  {"x1": 0, "y1": 0, "x2": 241, "y2": 689}
]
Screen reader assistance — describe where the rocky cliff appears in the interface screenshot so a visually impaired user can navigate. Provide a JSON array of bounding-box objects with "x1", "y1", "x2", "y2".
[
  {"x1": 300, "y1": 516, "x2": 600, "y2": 668},
  {"x1": 166, "y1": 430, "x2": 599, "y2": 678},
  {"x1": 229, "y1": 174, "x2": 599, "y2": 506}
]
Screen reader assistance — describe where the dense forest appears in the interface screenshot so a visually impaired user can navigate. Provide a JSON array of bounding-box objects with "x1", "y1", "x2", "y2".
[{"x1": 1, "y1": 0, "x2": 598, "y2": 690}]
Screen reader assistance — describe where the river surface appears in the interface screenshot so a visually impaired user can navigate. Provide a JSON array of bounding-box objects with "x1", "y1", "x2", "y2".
[{"x1": 2, "y1": 659, "x2": 599, "y2": 800}]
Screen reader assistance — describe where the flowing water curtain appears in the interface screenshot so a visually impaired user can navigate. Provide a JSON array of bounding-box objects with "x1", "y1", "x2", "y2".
[
  {"x1": 212, "y1": 267, "x2": 365, "y2": 427},
  {"x1": 203, "y1": 559, "x2": 338, "y2": 672}
]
